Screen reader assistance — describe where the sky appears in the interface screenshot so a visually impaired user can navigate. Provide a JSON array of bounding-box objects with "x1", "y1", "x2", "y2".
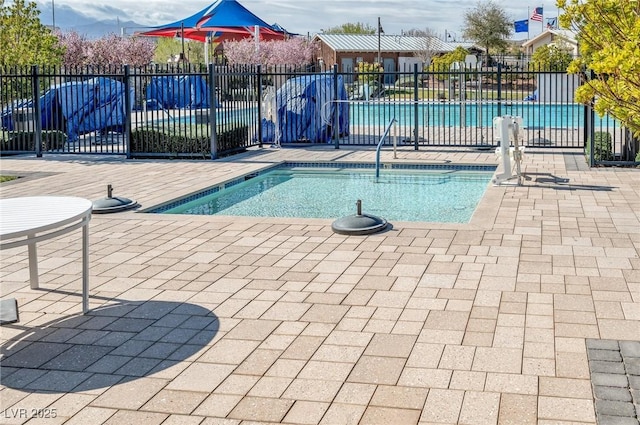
[{"x1": 36, "y1": 0, "x2": 562, "y2": 40}]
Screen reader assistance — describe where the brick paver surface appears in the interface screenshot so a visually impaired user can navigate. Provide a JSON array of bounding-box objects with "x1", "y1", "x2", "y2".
[{"x1": 1, "y1": 146, "x2": 639, "y2": 424}]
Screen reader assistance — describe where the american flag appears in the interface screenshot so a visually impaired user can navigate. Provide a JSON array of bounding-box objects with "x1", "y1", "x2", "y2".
[{"x1": 530, "y1": 7, "x2": 543, "y2": 22}]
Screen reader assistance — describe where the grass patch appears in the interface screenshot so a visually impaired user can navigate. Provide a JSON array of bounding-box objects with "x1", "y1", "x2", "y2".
[{"x1": 0, "y1": 175, "x2": 18, "y2": 183}]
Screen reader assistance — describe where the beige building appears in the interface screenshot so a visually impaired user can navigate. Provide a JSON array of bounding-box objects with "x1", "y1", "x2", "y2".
[{"x1": 521, "y1": 29, "x2": 578, "y2": 57}]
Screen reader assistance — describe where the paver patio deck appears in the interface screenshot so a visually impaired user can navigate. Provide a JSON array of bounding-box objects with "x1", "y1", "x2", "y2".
[{"x1": 0, "y1": 145, "x2": 639, "y2": 425}]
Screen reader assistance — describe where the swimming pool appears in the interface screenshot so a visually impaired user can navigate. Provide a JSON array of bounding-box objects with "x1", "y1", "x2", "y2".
[
  {"x1": 150, "y1": 102, "x2": 616, "y2": 133},
  {"x1": 349, "y1": 102, "x2": 618, "y2": 128},
  {"x1": 149, "y1": 107, "x2": 257, "y2": 126},
  {"x1": 149, "y1": 162, "x2": 496, "y2": 223}
]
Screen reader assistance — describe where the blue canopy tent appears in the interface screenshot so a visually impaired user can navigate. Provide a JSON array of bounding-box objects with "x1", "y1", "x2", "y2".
[
  {"x1": 138, "y1": 0, "x2": 286, "y2": 43},
  {"x1": 271, "y1": 22, "x2": 298, "y2": 37}
]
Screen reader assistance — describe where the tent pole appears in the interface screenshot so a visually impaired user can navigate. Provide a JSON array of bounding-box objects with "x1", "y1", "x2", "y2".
[
  {"x1": 205, "y1": 34, "x2": 210, "y2": 67},
  {"x1": 254, "y1": 25, "x2": 259, "y2": 53},
  {"x1": 181, "y1": 22, "x2": 186, "y2": 62}
]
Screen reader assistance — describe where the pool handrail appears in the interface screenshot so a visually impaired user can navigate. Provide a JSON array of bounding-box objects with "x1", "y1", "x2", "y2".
[
  {"x1": 142, "y1": 98, "x2": 176, "y2": 126},
  {"x1": 376, "y1": 118, "x2": 397, "y2": 179}
]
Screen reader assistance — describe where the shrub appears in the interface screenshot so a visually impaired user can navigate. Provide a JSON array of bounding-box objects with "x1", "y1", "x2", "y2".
[
  {"x1": 130, "y1": 125, "x2": 249, "y2": 158},
  {"x1": 429, "y1": 47, "x2": 469, "y2": 81},
  {"x1": 0, "y1": 131, "x2": 66, "y2": 153},
  {"x1": 216, "y1": 126, "x2": 250, "y2": 153},
  {"x1": 528, "y1": 44, "x2": 572, "y2": 72},
  {"x1": 585, "y1": 131, "x2": 613, "y2": 162},
  {"x1": 356, "y1": 62, "x2": 383, "y2": 86}
]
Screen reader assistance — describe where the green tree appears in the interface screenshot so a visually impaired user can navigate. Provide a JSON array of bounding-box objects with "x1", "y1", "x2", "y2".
[
  {"x1": 0, "y1": 0, "x2": 63, "y2": 65},
  {"x1": 323, "y1": 22, "x2": 376, "y2": 34},
  {"x1": 356, "y1": 61, "x2": 383, "y2": 84},
  {"x1": 430, "y1": 47, "x2": 470, "y2": 73},
  {"x1": 559, "y1": 0, "x2": 640, "y2": 136},
  {"x1": 462, "y1": 0, "x2": 512, "y2": 62},
  {"x1": 529, "y1": 44, "x2": 573, "y2": 71},
  {"x1": 153, "y1": 37, "x2": 206, "y2": 64}
]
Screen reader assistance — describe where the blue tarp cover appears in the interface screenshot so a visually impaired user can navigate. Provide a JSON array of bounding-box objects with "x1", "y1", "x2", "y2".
[
  {"x1": 276, "y1": 74, "x2": 349, "y2": 143},
  {"x1": 1, "y1": 77, "x2": 130, "y2": 142},
  {"x1": 524, "y1": 90, "x2": 538, "y2": 101},
  {"x1": 145, "y1": 75, "x2": 211, "y2": 110}
]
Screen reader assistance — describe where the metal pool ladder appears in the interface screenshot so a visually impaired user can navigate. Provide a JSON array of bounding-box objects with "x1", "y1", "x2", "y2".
[{"x1": 375, "y1": 118, "x2": 397, "y2": 179}]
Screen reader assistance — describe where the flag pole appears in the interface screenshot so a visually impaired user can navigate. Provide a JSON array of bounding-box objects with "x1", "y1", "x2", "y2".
[{"x1": 527, "y1": 7, "x2": 530, "y2": 40}]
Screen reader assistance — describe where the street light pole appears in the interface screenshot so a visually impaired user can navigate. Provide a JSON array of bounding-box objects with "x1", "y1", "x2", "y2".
[
  {"x1": 377, "y1": 17, "x2": 383, "y2": 65},
  {"x1": 52, "y1": 0, "x2": 55, "y2": 29}
]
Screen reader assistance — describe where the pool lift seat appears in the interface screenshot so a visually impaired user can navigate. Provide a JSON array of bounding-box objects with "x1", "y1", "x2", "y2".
[{"x1": 492, "y1": 115, "x2": 525, "y2": 186}]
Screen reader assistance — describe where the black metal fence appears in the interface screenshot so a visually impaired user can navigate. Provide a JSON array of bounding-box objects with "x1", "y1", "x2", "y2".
[{"x1": 1, "y1": 64, "x2": 637, "y2": 165}]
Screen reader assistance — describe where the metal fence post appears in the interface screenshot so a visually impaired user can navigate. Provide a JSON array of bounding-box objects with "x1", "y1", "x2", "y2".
[
  {"x1": 31, "y1": 65, "x2": 43, "y2": 157},
  {"x1": 583, "y1": 100, "x2": 589, "y2": 164},
  {"x1": 209, "y1": 63, "x2": 218, "y2": 159},
  {"x1": 123, "y1": 65, "x2": 132, "y2": 159},
  {"x1": 333, "y1": 64, "x2": 340, "y2": 149},
  {"x1": 586, "y1": 70, "x2": 595, "y2": 167},
  {"x1": 413, "y1": 63, "x2": 419, "y2": 150},
  {"x1": 589, "y1": 99, "x2": 596, "y2": 167},
  {"x1": 257, "y1": 64, "x2": 263, "y2": 148},
  {"x1": 496, "y1": 63, "x2": 502, "y2": 117}
]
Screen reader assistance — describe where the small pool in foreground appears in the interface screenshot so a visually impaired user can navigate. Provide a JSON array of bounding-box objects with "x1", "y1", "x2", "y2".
[{"x1": 149, "y1": 163, "x2": 496, "y2": 223}]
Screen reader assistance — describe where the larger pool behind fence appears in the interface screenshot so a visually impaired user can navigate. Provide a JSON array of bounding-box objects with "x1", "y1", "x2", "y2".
[
  {"x1": 347, "y1": 101, "x2": 618, "y2": 129},
  {"x1": 154, "y1": 101, "x2": 615, "y2": 130}
]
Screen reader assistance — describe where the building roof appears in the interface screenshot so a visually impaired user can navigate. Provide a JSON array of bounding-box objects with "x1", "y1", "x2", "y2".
[
  {"x1": 521, "y1": 29, "x2": 578, "y2": 48},
  {"x1": 314, "y1": 33, "x2": 477, "y2": 54}
]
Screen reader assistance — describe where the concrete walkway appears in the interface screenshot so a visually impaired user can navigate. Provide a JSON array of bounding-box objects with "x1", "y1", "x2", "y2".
[{"x1": 0, "y1": 146, "x2": 639, "y2": 424}]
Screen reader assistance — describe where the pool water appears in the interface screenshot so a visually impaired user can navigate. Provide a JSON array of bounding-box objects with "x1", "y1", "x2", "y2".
[
  {"x1": 155, "y1": 164, "x2": 495, "y2": 223},
  {"x1": 150, "y1": 107, "x2": 257, "y2": 126},
  {"x1": 349, "y1": 102, "x2": 618, "y2": 128}
]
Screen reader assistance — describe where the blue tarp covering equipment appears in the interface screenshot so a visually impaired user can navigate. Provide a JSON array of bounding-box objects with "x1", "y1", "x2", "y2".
[
  {"x1": 1, "y1": 77, "x2": 130, "y2": 142},
  {"x1": 524, "y1": 90, "x2": 538, "y2": 101},
  {"x1": 259, "y1": 118, "x2": 276, "y2": 143},
  {"x1": 144, "y1": 75, "x2": 213, "y2": 110},
  {"x1": 275, "y1": 74, "x2": 349, "y2": 143}
]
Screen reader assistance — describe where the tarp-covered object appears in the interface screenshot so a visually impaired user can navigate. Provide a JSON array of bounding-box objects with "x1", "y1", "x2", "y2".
[
  {"x1": 276, "y1": 74, "x2": 349, "y2": 143},
  {"x1": 1, "y1": 77, "x2": 130, "y2": 142},
  {"x1": 145, "y1": 75, "x2": 212, "y2": 110}
]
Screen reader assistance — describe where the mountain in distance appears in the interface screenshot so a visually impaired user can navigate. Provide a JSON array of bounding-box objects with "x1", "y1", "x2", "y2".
[
  {"x1": 37, "y1": 2, "x2": 150, "y2": 39},
  {"x1": 66, "y1": 18, "x2": 149, "y2": 39}
]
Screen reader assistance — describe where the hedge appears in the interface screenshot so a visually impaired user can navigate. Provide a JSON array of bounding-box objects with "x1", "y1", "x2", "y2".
[
  {"x1": 130, "y1": 125, "x2": 249, "y2": 158},
  {"x1": 0, "y1": 131, "x2": 66, "y2": 153}
]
